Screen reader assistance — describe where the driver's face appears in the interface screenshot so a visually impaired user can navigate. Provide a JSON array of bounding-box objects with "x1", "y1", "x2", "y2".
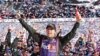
[{"x1": 46, "y1": 27, "x2": 56, "y2": 38}]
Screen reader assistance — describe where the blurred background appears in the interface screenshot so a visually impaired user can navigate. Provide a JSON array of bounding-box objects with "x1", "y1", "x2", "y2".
[{"x1": 0, "y1": 0, "x2": 100, "y2": 19}]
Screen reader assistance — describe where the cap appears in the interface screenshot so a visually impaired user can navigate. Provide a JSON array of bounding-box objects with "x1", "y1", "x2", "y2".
[{"x1": 46, "y1": 24, "x2": 56, "y2": 30}]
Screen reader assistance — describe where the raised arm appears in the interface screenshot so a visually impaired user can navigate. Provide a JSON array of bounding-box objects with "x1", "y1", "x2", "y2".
[
  {"x1": 19, "y1": 19, "x2": 36, "y2": 35},
  {"x1": 61, "y1": 8, "x2": 81, "y2": 46},
  {"x1": 61, "y1": 22, "x2": 80, "y2": 46},
  {"x1": 5, "y1": 29, "x2": 11, "y2": 47},
  {"x1": 18, "y1": 19, "x2": 42, "y2": 42}
]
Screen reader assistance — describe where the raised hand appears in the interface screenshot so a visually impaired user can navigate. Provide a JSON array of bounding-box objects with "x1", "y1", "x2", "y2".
[
  {"x1": 16, "y1": 12, "x2": 21, "y2": 19},
  {"x1": 75, "y1": 7, "x2": 82, "y2": 22}
]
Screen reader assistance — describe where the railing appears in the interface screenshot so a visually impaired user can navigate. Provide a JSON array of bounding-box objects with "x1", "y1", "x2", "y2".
[{"x1": 0, "y1": 18, "x2": 99, "y2": 22}]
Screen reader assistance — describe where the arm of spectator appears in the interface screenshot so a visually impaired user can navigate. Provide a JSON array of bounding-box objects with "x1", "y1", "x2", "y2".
[
  {"x1": 5, "y1": 29, "x2": 11, "y2": 47},
  {"x1": 88, "y1": 29, "x2": 96, "y2": 49},
  {"x1": 61, "y1": 8, "x2": 81, "y2": 46}
]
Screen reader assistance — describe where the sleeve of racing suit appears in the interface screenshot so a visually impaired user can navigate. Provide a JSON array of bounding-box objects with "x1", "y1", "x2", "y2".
[
  {"x1": 61, "y1": 22, "x2": 80, "y2": 47},
  {"x1": 19, "y1": 19, "x2": 36, "y2": 35},
  {"x1": 18, "y1": 19, "x2": 41, "y2": 42}
]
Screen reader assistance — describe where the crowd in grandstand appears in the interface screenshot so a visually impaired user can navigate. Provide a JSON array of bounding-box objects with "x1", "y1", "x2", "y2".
[
  {"x1": 0, "y1": 0, "x2": 100, "y2": 19},
  {"x1": 0, "y1": 0, "x2": 100, "y2": 56},
  {"x1": 0, "y1": 20, "x2": 100, "y2": 56},
  {"x1": 63, "y1": 31, "x2": 97, "y2": 56},
  {"x1": 0, "y1": 28, "x2": 100, "y2": 56}
]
